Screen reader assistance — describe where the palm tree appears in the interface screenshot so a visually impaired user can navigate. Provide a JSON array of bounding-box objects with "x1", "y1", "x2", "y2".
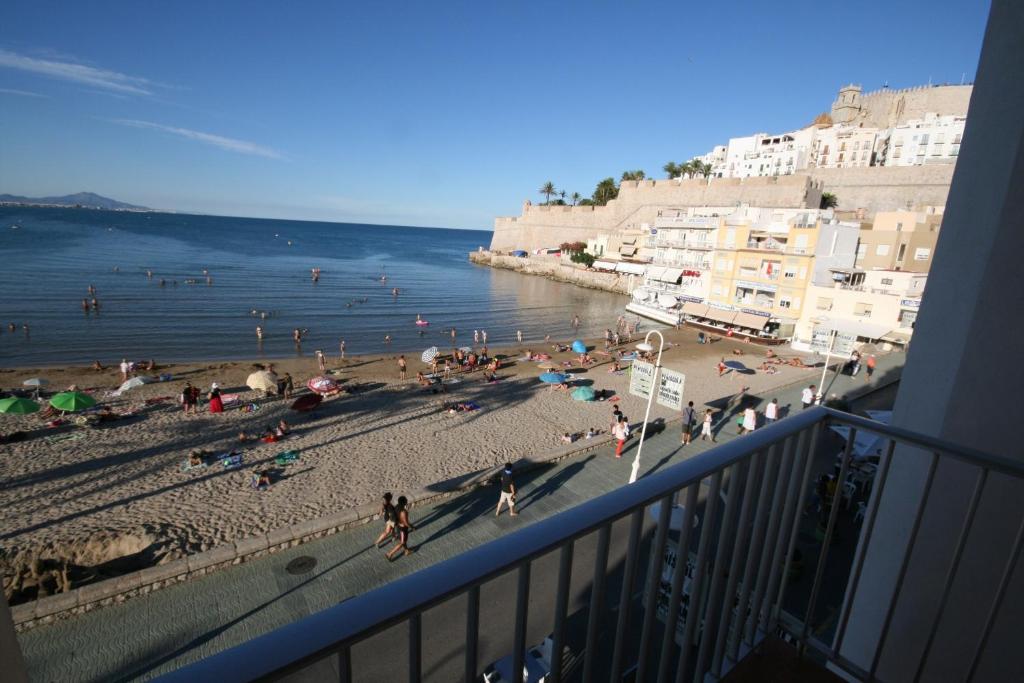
[
  {"x1": 663, "y1": 161, "x2": 680, "y2": 179},
  {"x1": 694, "y1": 160, "x2": 713, "y2": 178},
  {"x1": 593, "y1": 177, "x2": 619, "y2": 205},
  {"x1": 559, "y1": 190, "x2": 566, "y2": 204},
  {"x1": 570, "y1": 191, "x2": 581, "y2": 206},
  {"x1": 679, "y1": 161, "x2": 695, "y2": 178},
  {"x1": 820, "y1": 192, "x2": 838, "y2": 209},
  {"x1": 539, "y1": 181, "x2": 557, "y2": 205}
]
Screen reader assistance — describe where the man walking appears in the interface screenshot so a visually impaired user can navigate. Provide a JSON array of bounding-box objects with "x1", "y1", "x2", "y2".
[
  {"x1": 481, "y1": 329, "x2": 488, "y2": 345},
  {"x1": 516, "y1": 329, "x2": 523, "y2": 344},
  {"x1": 865, "y1": 354, "x2": 876, "y2": 383},
  {"x1": 802, "y1": 385, "x2": 816, "y2": 410},
  {"x1": 496, "y1": 463, "x2": 518, "y2": 517},
  {"x1": 339, "y1": 339, "x2": 346, "y2": 360},
  {"x1": 398, "y1": 355, "x2": 407, "y2": 381},
  {"x1": 316, "y1": 349, "x2": 326, "y2": 373},
  {"x1": 765, "y1": 398, "x2": 779, "y2": 424},
  {"x1": 610, "y1": 403, "x2": 623, "y2": 432},
  {"x1": 681, "y1": 400, "x2": 696, "y2": 445},
  {"x1": 701, "y1": 409, "x2": 715, "y2": 442}
]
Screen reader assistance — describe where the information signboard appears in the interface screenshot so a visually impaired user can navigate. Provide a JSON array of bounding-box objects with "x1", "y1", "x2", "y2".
[
  {"x1": 657, "y1": 368, "x2": 685, "y2": 411},
  {"x1": 629, "y1": 360, "x2": 656, "y2": 399}
]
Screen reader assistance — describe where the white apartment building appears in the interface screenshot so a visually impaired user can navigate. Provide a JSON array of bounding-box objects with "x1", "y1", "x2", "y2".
[
  {"x1": 811, "y1": 125, "x2": 880, "y2": 168},
  {"x1": 793, "y1": 269, "x2": 925, "y2": 352},
  {"x1": 716, "y1": 127, "x2": 816, "y2": 178},
  {"x1": 877, "y1": 113, "x2": 966, "y2": 166}
]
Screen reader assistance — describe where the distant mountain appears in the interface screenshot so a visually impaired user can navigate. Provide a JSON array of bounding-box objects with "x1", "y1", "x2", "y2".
[{"x1": 0, "y1": 192, "x2": 150, "y2": 210}]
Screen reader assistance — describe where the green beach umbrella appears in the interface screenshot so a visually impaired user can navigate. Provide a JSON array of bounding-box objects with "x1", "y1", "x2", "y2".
[
  {"x1": 571, "y1": 386, "x2": 596, "y2": 402},
  {"x1": 49, "y1": 391, "x2": 97, "y2": 412},
  {"x1": 0, "y1": 397, "x2": 41, "y2": 414}
]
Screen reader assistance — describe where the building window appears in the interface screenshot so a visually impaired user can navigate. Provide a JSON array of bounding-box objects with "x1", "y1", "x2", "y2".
[
  {"x1": 899, "y1": 309, "x2": 918, "y2": 327},
  {"x1": 881, "y1": 277, "x2": 894, "y2": 285},
  {"x1": 784, "y1": 268, "x2": 797, "y2": 279},
  {"x1": 914, "y1": 247, "x2": 931, "y2": 260},
  {"x1": 897, "y1": 244, "x2": 907, "y2": 262},
  {"x1": 951, "y1": 145, "x2": 959, "y2": 156},
  {"x1": 854, "y1": 302, "x2": 873, "y2": 317},
  {"x1": 876, "y1": 244, "x2": 890, "y2": 256},
  {"x1": 857, "y1": 244, "x2": 867, "y2": 259},
  {"x1": 816, "y1": 297, "x2": 833, "y2": 311},
  {"x1": 893, "y1": 148, "x2": 902, "y2": 159},
  {"x1": 778, "y1": 297, "x2": 791, "y2": 309}
]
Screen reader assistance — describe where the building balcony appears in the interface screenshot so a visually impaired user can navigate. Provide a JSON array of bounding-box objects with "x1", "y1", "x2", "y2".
[{"x1": 131, "y1": 408, "x2": 1020, "y2": 683}]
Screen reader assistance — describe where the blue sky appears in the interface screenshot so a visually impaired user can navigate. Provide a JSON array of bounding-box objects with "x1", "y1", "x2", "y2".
[{"x1": 0, "y1": 1, "x2": 989, "y2": 229}]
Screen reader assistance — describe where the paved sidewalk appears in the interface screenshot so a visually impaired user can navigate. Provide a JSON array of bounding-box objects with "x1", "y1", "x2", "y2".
[{"x1": 16, "y1": 353, "x2": 904, "y2": 682}]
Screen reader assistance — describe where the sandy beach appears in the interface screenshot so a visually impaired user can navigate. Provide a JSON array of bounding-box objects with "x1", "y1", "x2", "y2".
[{"x1": 0, "y1": 328, "x2": 826, "y2": 603}]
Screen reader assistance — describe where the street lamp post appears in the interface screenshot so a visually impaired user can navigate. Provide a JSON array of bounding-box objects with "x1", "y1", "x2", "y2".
[{"x1": 629, "y1": 329, "x2": 665, "y2": 484}]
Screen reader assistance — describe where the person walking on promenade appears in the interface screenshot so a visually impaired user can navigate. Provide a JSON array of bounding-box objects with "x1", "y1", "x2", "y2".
[
  {"x1": 741, "y1": 406, "x2": 757, "y2": 435},
  {"x1": 701, "y1": 409, "x2": 715, "y2": 442},
  {"x1": 718, "y1": 358, "x2": 727, "y2": 377},
  {"x1": 865, "y1": 354, "x2": 876, "y2": 383},
  {"x1": 339, "y1": 339, "x2": 346, "y2": 361},
  {"x1": 610, "y1": 403, "x2": 623, "y2": 433},
  {"x1": 386, "y1": 496, "x2": 416, "y2": 560},
  {"x1": 765, "y1": 398, "x2": 779, "y2": 424},
  {"x1": 398, "y1": 355, "x2": 407, "y2": 380},
  {"x1": 495, "y1": 463, "x2": 518, "y2": 517},
  {"x1": 681, "y1": 401, "x2": 696, "y2": 445},
  {"x1": 802, "y1": 385, "x2": 816, "y2": 410},
  {"x1": 613, "y1": 416, "x2": 629, "y2": 458},
  {"x1": 316, "y1": 349, "x2": 326, "y2": 373},
  {"x1": 375, "y1": 492, "x2": 397, "y2": 547}
]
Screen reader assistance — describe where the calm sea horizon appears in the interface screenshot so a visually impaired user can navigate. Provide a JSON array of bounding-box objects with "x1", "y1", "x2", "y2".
[{"x1": 0, "y1": 207, "x2": 626, "y2": 367}]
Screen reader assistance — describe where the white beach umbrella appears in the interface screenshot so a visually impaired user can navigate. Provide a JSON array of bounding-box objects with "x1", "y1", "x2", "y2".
[
  {"x1": 246, "y1": 371, "x2": 278, "y2": 393},
  {"x1": 117, "y1": 376, "x2": 154, "y2": 392},
  {"x1": 421, "y1": 346, "x2": 439, "y2": 364},
  {"x1": 22, "y1": 378, "x2": 49, "y2": 387}
]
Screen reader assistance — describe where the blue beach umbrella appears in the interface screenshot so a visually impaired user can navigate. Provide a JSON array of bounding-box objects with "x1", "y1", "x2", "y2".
[
  {"x1": 571, "y1": 340, "x2": 587, "y2": 354},
  {"x1": 539, "y1": 372, "x2": 569, "y2": 384},
  {"x1": 571, "y1": 386, "x2": 596, "y2": 401}
]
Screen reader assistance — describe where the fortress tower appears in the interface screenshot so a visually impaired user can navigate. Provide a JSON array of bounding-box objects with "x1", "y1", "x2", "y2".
[{"x1": 831, "y1": 84, "x2": 864, "y2": 124}]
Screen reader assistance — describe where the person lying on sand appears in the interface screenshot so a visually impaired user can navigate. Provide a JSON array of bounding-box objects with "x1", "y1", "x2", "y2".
[
  {"x1": 553, "y1": 382, "x2": 571, "y2": 392},
  {"x1": 92, "y1": 360, "x2": 106, "y2": 371},
  {"x1": 732, "y1": 348, "x2": 743, "y2": 356}
]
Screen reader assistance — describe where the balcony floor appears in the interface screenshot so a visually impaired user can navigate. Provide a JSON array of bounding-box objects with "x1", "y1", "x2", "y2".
[{"x1": 721, "y1": 637, "x2": 846, "y2": 683}]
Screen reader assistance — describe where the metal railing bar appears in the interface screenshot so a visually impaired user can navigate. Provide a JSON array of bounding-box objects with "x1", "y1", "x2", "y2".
[
  {"x1": 747, "y1": 438, "x2": 795, "y2": 647},
  {"x1": 550, "y1": 544, "x2": 574, "y2": 683},
  {"x1": 338, "y1": 645, "x2": 351, "y2": 683},
  {"x1": 694, "y1": 462, "x2": 748, "y2": 682},
  {"x1": 711, "y1": 452, "x2": 764, "y2": 676},
  {"x1": 636, "y1": 495, "x2": 675, "y2": 683},
  {"x1": 833, "y1": 438, "x2": 896, "y2": 656},
  {"x1": 770, "y1": 423, "x2": 821, "y2": 634},
  {"x1": 675, "y1": 471, "x2": 724, "y2": 683},
  {"x1": 465, "y1": 586, "x2": 480, "y2": 683},
  {"x1": 408, "y1": 613, "x2": 421, "y2": 683},
  {"x1": 913, "y1": 468, "x2": 989, "y2": 682},
  {"x1": 796, "y1": 630, "x2": 873, "y2": 682},
  {"x1": 582, "y1": 525, "x2": 612, "y2": 683},
  {"x1": 799, "y1": 427, "x2": 856, "y2": 653},
  {"x1": 730, "y1": 443, "x2": 781, "y2": 662},
  {"x1": 512, "y1": 564, "x2": 531, "y2": 683},
  {"x1": 761, "y1": 430, "x2": 810, "y2": 637},
  {"x1": 965, "y1": 510, "x2": 1024, "y2": 683},
  {"x1": 611, "y1": 509, "x2": 646, "y2": 682},
  {"x1": 823, "y1": 409, "x2": 1024, "y2": 479},
  {"x1": 868, "y1": 451, "x2": 940, "y2": 680},
  {"x1": 656, "y1": 483, "x2": 700, "y2": 683},
  {"x1": 160, "y1": 413, "x2": 825, "y2": 683}
]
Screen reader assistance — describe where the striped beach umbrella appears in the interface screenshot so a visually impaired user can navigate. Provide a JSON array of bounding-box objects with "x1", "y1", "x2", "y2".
[{"x1": 421, "y1": 346, "x2": 439, "y2": 363}]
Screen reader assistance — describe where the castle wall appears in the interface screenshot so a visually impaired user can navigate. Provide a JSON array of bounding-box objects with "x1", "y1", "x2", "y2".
[
  {"x1": 831, "y1": 84, "x2": 972, "y2": 128},
  {"x1": 804, "y1": 165, "x2": 955, "y2": 213},
  {"x1": 490, "y1": 176, "x2": 821, "y2": 252}
]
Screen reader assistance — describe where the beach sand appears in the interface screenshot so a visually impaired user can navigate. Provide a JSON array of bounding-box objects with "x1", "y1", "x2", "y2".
[{"x1": 0, "y1": 328, "x2": 823, "y2": 602}]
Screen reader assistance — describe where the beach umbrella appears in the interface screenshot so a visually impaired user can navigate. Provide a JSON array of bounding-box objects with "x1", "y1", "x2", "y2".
[
  {"x1": 290, "y1": 394, "x2": 322, "y2": 412},
  {"x1": 571, "y1": 340, "x2": 587, "y2": 354},
  {"x1": 421, "y1": 346, "x2": 439, "y2": 364},
  {"x1": 117, "y1": 376, "x2": 154, "y2": 392},
  {"x1": 0, "y1": 397, "x2": 40, "y2": 414},
  {"x1": 49, "y1": 391, "x2": 96, "y2": 412},
  {"x1": 459, "y1": 346, "x2": 473, "y2": 353},
  {"x1": 539, "y1": 372, "x2": 569, "y2": 384},
  {"x1": 22, "y1": 378, "x2": 48, "y2": 388},
  {"x1": 246, "y1": 371, "x2": 278, "y2": 393},
  {"x1": 537, "y1": 361, "x2": 560, "y2": 371},
  {"x1": 571, "y1": 386, "x2": 596, "y2": 402},
  {"x1": 306, "y1": 376, "x2": 339, "y2": 395},
  {"x1": 724, "y1": 360, "x2": 747, "y2": 371}
]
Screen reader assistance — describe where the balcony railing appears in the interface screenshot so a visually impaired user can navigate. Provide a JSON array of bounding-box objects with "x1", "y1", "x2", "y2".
[{"x1": 155, "y1": 408, "x2": 1024, "y2": 683}]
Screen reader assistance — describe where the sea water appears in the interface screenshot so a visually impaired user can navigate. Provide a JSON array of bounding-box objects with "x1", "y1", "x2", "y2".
[{"x1": 0, "y1": 207, "x2": 627, "y2": 366}]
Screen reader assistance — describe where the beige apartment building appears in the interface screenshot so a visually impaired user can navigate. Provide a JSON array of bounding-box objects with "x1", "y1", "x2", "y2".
[{"x1": 855, "y1": 208, "x2": 942, "y2": 272}]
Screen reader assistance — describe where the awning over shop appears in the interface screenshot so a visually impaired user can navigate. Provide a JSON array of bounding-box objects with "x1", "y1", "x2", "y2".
[
  {"x1": 620, "y1": 237, "x2": 637, "y2": 245},
  {"x1": 733, "y1": 312, "x2": 770, "y2": 330},
  {"x1": 650, "y1": 267, "x2": 684, "y2": 283},
  {"x1": 881, "y1": 330, "x2": 912, "y2": 344},
  {"x1": 615, "y1": 262, "x2": 646, "y2": 275},
  {"x1": 620, "y1": 246, "x2": 638, "y2": 256},
  {"x1": 703, "y1": 308, "x2": 737, "y2": 325},
  {"x1": 646, "y1": 266, "x2": 666, "y2": 281},
  {"x1": 682, "y1": 302, "x2": 708, "y2": 317},
  {"x1": 817, "y1": 318, "x2": 891, "y2": 340},
  {"x1": 593, "y1": 260, "x2": 618, "y2": 271}
]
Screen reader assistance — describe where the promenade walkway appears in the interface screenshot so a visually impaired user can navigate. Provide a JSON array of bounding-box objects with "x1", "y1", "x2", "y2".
[{"x1": 17, "y1": 352, "x2": 904, "y2": 682}]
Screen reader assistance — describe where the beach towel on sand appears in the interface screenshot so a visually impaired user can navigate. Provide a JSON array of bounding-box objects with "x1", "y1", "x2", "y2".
[
  {"x1": 274, "y1": 450, "x2": 300, "y2": 465},
  {"x1": 221, "y1": 452, "x2": 244, "y2": 469}
]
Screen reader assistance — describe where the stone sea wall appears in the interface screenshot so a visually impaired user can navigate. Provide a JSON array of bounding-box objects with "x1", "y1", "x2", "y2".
[{"x1": 469, "y1": 252, "x2": 633, "y2": 295}]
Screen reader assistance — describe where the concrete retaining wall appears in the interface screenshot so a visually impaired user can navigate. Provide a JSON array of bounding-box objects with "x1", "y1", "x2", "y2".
[{"x1": 469, "y1": 251, "x2": 634, "y2": 295}]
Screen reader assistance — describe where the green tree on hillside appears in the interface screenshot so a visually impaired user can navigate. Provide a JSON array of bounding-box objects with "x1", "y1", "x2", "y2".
[
  {"x1": 620, "y1": 170, "x2": 646, "y2": 182},
  {"x1": 539, "y1": 181, "x2": 557, "y2": 205},
  {"x1": 663, "y1": 161, "x2": 680, "y2": 179}
]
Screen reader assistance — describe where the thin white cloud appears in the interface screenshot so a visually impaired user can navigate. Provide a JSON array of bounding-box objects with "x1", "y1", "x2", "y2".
[
  {"x1": 109, "y1": 118, "x2": 283, "y2": 159},
  {"x1": 0, "y1": 87, "x2": 47, "y2": 98},
  {"x1": 0, "y1": 49, "x2": 153, "y2": 95}
]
